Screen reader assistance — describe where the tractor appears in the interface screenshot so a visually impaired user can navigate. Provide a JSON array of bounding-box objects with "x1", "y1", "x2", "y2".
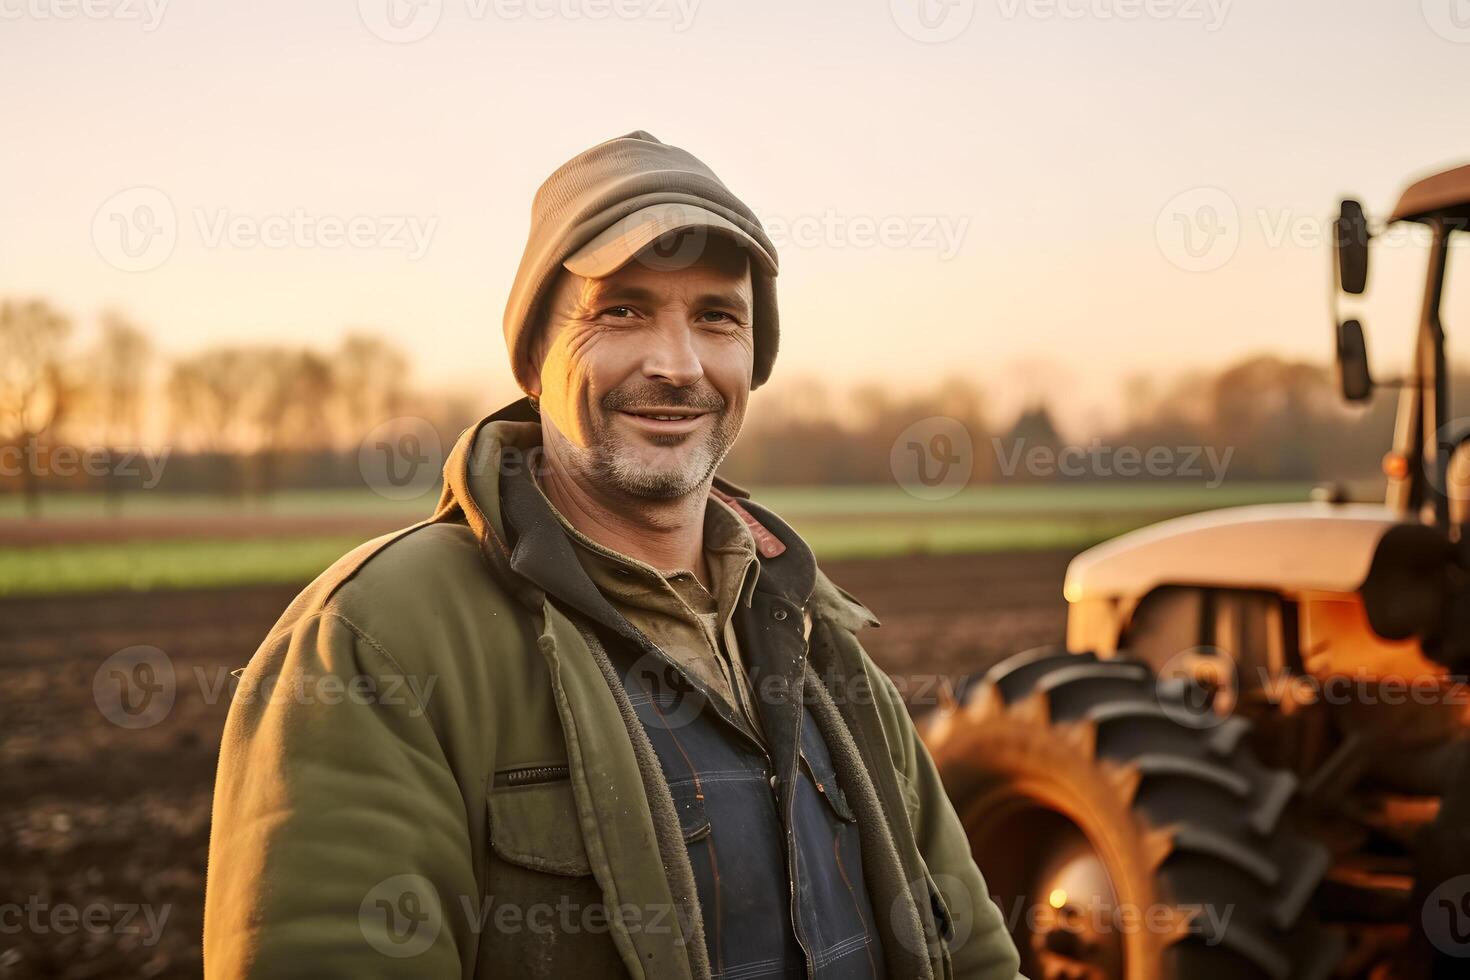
[{"x1": 921, "y1": 163, "x2": 1470, "y2": 979}]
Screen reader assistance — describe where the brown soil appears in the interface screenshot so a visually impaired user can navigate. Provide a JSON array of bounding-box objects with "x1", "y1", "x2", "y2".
[{"x1": 0, "y1": 549, "x2": 1073, "y2": 979}]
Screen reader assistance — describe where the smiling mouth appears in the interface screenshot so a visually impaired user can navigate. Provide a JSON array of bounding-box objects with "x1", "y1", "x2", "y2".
[
  {"x1": 618, "y1": 409, "x2": 710, "y2": 421},
  {"x1": 613, "y1": 408, "x2": 714, "y2": 435}
]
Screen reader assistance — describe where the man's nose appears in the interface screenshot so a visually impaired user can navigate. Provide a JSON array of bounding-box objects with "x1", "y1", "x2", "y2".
[{"x1": 641, "y1": 319, "x2": 704, "y2": 388}]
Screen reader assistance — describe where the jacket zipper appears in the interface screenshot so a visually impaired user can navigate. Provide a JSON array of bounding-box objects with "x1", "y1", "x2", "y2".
[{"x1": 494, "y1": 764, "x2": 570, "y2": 788}]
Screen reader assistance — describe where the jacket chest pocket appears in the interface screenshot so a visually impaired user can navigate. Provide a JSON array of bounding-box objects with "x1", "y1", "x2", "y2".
[
  {"x1": 487, "y1": 767, "x2": 592, "y2": 877},
  {"x1": 481, "y1": 768, "x2": 628, "y2": 977}
]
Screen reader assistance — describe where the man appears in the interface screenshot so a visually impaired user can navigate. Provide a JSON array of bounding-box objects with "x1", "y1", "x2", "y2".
[{"x1": 204, "y1": 131, "x2": 1022, "y2": 979}]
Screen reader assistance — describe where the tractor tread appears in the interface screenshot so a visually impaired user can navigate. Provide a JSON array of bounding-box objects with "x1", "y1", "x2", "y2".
[
  {"x1": 1170, "y1": 824, "x2": 1279, "y2": 886},
  {"x1": 1270, "y1": 839, "x2": 1330, "y2": 930},
  {"x1": 927, "y1": 647, "x2": 1339, "y2": 980},
  {"x1": 1134, "y1": 752, "x2": 1252, "y2": 799}
]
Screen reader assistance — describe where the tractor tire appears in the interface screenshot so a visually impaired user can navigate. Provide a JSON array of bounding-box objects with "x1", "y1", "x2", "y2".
[{"x1": 921, "y1": 647, "x2": 1343, "y2": 980}]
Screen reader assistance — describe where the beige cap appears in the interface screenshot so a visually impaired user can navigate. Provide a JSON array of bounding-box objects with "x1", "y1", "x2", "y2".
[
  {"x1": 563, "y1": 201, "x2": 778, "y2": 279},
  {"x1": 503, "y1": 131, "x2": 780, "y2": 394}
]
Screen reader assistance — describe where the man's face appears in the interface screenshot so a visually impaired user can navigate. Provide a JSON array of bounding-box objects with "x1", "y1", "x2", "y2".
[{"x1": 531, "y1": 235, "x2": 755, "y2": 500}]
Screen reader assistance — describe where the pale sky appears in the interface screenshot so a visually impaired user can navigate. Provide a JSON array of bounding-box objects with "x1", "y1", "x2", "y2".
[{"x1": 3, "y1": 0, "x2": 1469, "y2": 434}]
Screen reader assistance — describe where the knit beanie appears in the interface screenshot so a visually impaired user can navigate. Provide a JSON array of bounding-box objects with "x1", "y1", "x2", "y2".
[{"x1": 503, "y1": 131, "x2": 780, "y2": 393}]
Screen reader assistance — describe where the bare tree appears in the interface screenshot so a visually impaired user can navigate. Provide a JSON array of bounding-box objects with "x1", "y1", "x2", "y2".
[
  {"x1": 88, "y1": 313, "x2": 152, "y2": 510},
  {"x1": 167, "y1": 347, "x2": 260, "y2": 495},
  {"x1": 335, "y1": 332, "x2": 409, "y2": 445},
  {"x1": 92, "y1": 313, "x2": 152, "y2": 444},
  {"x1": 251, "y1": 348, "x2": 336, "y2": 494},
  {"x1": 168, "y1": 345, "x2": 342, "y2": 497},
  {"x1": 0, "y1": 299, "x2": 73, "y2": 515}
]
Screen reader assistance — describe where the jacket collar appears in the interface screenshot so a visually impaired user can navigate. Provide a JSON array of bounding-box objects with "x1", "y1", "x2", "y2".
[{"x1": 441, "y1": 397, "x2": 819, "y2": 618}]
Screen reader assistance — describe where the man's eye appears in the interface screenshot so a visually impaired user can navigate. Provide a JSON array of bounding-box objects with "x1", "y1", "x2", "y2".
[
  {"x1": 698, "y1": 311, "x2": 735, "y2": 324},
  {"x1": 600, "y1": 306, "x2": 636, "y2": 319}
]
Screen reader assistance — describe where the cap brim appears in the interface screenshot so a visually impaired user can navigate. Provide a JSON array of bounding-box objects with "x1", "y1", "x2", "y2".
[{"x1": 564, "y1": 202, "x2": 777, "y2": 279}]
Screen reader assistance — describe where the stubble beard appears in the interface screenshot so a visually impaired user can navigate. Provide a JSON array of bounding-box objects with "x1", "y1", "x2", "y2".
[{"x1": 586, "y1": 408, "x2": 741, "y2": 500}]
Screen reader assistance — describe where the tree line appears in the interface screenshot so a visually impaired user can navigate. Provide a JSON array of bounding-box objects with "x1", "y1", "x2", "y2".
[{"x1": 0, "y1": 296, "x2": 1426, "y2": 514}]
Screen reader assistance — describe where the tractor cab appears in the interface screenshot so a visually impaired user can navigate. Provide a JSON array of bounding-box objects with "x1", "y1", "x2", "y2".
[
  {"x1": 924, "y1": 164, "x2": 1470, "y2": 980},
  {"x1": 1067, "y1": 163, "x2": 1470, "y2": 695}
]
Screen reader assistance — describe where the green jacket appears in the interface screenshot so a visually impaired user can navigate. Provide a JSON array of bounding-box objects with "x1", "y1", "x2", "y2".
[{"x1": 203, "y1": 413, "x2": 1022, "y2": 979}]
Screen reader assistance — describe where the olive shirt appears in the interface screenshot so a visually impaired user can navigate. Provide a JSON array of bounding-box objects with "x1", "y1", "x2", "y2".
[{"x1": 538, "y1": 482, "x2": 770, "y2": 742}]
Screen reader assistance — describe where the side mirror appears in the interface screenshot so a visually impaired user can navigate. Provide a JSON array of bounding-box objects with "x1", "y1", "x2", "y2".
[
  {"x1": 1336, "y1": 318, "x2": 1373, "y2": 401},
  {"x1": 1334, "y1": 199, "x2": 1370, "y2": 295}
]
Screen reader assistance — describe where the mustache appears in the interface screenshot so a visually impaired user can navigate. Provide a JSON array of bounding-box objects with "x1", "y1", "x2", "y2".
[{"x1": 602, "y1": 383, "x2": 726, "y2": 414}]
